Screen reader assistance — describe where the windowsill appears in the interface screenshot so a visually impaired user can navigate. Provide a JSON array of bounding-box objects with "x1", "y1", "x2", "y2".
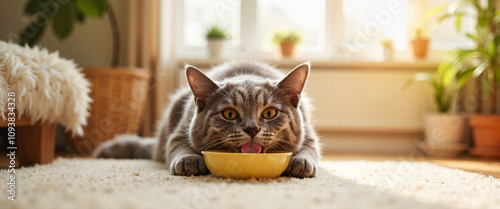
[{"x1": 176, "y1": 57, "x2": 440, "y2": 70}]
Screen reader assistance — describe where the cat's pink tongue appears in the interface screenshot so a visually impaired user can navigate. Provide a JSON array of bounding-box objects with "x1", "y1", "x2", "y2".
[{"x1": 241, "y1": 142, "x2": 261, "y2": 153}]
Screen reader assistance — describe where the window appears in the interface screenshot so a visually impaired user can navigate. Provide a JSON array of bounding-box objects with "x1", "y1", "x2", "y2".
[
  {"x1": 176, "y1": 0, "x2": 473, "y2": 59},
  {"x1": 181, "y1": 0, "x2": 241, "y2": 48},
  {"x1": 428, "y1": 0, "x2": 475, "y2": 49},
  {"x1": 255, "y1": 0, "x2": 326, "y2": 52},
  {"x1": 342, "y1": 0, "x2": 408, "y2": 51}
]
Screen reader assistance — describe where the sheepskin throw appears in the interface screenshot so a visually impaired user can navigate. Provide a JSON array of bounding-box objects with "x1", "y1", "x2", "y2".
[{"x1": 0, "y1": 41, "x2": 91, "y2": 136}]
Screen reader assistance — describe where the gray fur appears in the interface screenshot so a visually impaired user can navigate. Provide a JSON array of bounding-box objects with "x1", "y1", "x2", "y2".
[
  {"x1": 93, "y1": 135, "x2": 156, "y2": 159},
  {"x1": 95, "y1": 61, "x2": 320, "y2": 178}
]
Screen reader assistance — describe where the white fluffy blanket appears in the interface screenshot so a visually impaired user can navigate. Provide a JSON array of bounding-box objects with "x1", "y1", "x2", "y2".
[{"x1": 0, "y1": 41, "x2": 91, "y2": 136}]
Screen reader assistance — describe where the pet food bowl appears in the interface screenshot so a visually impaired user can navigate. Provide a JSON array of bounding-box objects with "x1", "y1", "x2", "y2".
[{"x1": 201, "y1": 150, "x2": 292, "y2": 179}]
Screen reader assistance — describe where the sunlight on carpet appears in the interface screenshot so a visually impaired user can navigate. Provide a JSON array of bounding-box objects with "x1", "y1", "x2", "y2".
[{"x1": 1, "y1": 158, "x2": 499, "y2": 209}]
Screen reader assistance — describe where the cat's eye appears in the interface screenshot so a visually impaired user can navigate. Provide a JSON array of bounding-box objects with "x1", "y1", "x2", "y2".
[
  {"x1": 222, "y1": 109, "x2": 238, "y2": 120},
  {"x1": 262, "y1": 107, "x2": 277, "y2": 119}
]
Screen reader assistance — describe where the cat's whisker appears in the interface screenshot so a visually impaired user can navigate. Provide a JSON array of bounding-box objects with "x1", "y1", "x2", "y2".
[
  {"x1": 199, "y1": 140, "x2": 226, "y2": 151},
  {"x1": 270, "y1": 141, "x2": 297, "y2": 151},
  {"x1": 198, "y1": 138, "x2": 222, "y2": 148}
]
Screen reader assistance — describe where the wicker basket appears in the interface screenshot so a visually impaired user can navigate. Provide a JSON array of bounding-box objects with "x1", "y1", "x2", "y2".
[{"x1": 66, "y1": 67, "x2": 150, "y2": 155}]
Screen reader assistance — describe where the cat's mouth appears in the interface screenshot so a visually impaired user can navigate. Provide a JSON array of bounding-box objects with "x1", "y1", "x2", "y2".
[{"x1": 238, "y1": 142, "x2": 264, "y2": 153}]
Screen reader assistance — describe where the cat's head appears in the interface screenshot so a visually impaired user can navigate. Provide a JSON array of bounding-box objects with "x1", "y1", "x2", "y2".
[{"x1": 186, "y1": 62, "x2": 310, "y2": 154}]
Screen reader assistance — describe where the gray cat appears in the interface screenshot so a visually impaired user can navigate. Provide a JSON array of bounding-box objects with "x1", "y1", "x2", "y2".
[{"x1": 94, "y1": 61, "x2": 320, "y2": 178}]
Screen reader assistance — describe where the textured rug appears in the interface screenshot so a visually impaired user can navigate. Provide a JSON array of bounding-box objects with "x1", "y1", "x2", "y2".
[{"x1": 1, "y1": 158, "x2": 499, "y2": 209}]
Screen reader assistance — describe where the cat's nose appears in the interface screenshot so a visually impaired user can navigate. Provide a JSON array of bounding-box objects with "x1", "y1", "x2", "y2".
[{"x1": 243, "y1": 127, "x2": 261, "y2": 138}]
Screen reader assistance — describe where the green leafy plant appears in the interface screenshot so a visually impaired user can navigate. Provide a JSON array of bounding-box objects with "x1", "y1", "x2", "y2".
[
  {"x1": 406, "y1": 51, "x2": 474, "y2": 113},
  {"x1": 205, "y1": 25, "x2": 229, "y2": 39},
  {"x1": 432, "y1": 0, "x2": 500, "y2": 113},
  {"x1": 272, "y1": 31, "x2": 301, "y2": 44},
  {"x1": 19, "y1": 0, "x2": 120, "y2": 66}
]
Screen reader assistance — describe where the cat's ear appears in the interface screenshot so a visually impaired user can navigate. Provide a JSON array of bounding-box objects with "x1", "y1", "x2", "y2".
[
  {"x1": 277, "y1": 62, "x2": 310, "y2": 108},
  {"x1": 186, "y1": 65, "x2": 219, "y2": 108}
]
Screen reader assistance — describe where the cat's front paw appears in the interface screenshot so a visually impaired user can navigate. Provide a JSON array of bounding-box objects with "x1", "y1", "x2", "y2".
[
  {"x1": 283, "y1": 156, "x2": 317, "y2": 178},
  {"x1": 170, "y1": 154, "x2": 209, "y2": 176}
]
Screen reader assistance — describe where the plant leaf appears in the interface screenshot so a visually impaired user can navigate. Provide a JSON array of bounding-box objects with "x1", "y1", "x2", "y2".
[
  {"x1": 494, "y1": 35, "x2": 500, "y2": 48},
  {"x1": 420, "y1": 4, "x2": 449, "y2": 27},
  {"x1": 405, "y1": 72, "x2": 445, "y2": 112},
  {"x1": 456, "y1": 66, "x2": 475, "y2": 87},
  {"x1": 456, "y1": 13, "x2": 463, "y2": 32},
  {"x1": 441, "y1": 65, "x2": 456, "y2": 88},
  {"x1": 488, "y1": 37, "x2": 496, "y2": 57},
  {"x1": 473, "y1": 63, "x2": 489, "y2": 77},
  {"x1": 18, "y1": 16, "x2": 49, "y2": 46},
  {"x1": 76, "y1": 9, "x2": 86, "y2": 23},
  {"x1": 437, "y1": 13, "x2": 452, "y2": 23},
  {"x1": 447, "y1": 0, "x2": 471, "y2": 15},
  {"x1": 76, "y1": 0, "x2": 108, "y2": 17},
  {"x1": 404, "y1": 73, "x2": 439, "y2": 91},
  {"x1": 477, "y1": 13, "x2": 488, "y2": 28},
  {"x1": 481, "y1": 71, "x2": 492, "y2": 96},
  {"x1": 493, "y1": 66, "x2": 500, "y2": 82},
  {"x1": 494, "y1": 9, "x2": 500, "y2": 23},
  {"x1": 52, "y1": 1, "x2": 76, "y2": 40},
  {"x1": 467, "y1": 0, "x2": 482, "y2": 11},
  {"x1": 465, "y1": 33, "x2": 477, "y2": 43},
  {"x1": 25, "y1": 0, "x2": 48, "y2": 15}
]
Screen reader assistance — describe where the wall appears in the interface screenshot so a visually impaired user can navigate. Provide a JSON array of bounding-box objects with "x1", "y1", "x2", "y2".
[{"x1": 0, "y1": 0, "x2": 131, "y2": 67}]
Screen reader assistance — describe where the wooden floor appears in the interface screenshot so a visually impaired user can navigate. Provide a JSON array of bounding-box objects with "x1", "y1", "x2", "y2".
[{"x1": 1, "y1": 151, "x2": 499, "y2": 178}]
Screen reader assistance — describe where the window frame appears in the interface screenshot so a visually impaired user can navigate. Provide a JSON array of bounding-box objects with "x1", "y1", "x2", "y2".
[{"x1": 174, "y1": 0, "x2": 466, "y2": 61}]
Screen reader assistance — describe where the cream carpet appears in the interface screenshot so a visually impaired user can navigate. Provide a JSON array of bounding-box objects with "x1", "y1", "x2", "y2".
[{"x1": 1, "y1": 158, "x2": 499, "y2": 209}]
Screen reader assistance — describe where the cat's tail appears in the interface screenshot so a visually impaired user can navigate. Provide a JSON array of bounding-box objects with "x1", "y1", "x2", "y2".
[{"x1": 93, "y1": 135, "x2": 157, "y2": 159}]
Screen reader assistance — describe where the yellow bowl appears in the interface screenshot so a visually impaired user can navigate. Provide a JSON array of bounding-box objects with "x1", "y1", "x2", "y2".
[{"x1": 201, "y1": 150, "x2": 293, "y2": 179}]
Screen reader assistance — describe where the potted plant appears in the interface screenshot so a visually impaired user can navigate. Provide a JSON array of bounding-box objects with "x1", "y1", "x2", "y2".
[
  {"x1": 434, "y1": 0, "x2": 500, "y2": 158},
  {"x1": 411, "y1": 29, "x2": 430, "y2": 59},
  {"x1": 272, "y1": 31, "x2": 301, "y2": 58},
  {"x1": 406, "y1": 52, "x2": 473, "y2": 157},
  {"x1": 205, "y1": 25, "x2": 229, "y2": 58},
  {"x1": 380, "y1": 38, "x2": 394, "y2": 61},
  {"x1": 19, "y1": 0, "x2": 151, "y2": 155}
]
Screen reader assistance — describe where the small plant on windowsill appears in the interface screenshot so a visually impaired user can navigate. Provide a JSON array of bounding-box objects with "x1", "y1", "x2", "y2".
[
  {"x1": 205, "y1": 25, "x2": 229, "y2": 58},
  {"x1": 380, "y1": 38, "x2": 394, "y2": 61},
  {"x1": 272, "y1": 31, "x2": 301, "y2": 58},
  {"x1": 411, "y1": 29, "x2": 430, "y2": 60}
]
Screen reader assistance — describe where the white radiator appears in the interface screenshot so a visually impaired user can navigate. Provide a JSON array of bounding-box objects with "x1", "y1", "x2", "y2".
[{"x1": 306, "y1": 68, "x2": 434, "y2": 133}]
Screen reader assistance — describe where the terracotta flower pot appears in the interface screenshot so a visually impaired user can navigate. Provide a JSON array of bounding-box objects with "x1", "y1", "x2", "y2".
[
  {"x1": 280, "y1": 42, "x2": 295, "y2": 57},
  {"x1": 411, "y1": 38, "x2": 429, "y2": 59},
  {"x1": 469, "y1": 114, "x2": 500, "y2": 158}
]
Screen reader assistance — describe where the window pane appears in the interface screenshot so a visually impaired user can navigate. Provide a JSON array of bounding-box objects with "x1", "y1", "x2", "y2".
[
  {"x1": 343, "y1": 0, "x2": 408, "y2": 51},
  {"x1": 182, "y1": 0, "x2": 241, "y2": 47},
  {"x1": 256, "y1": 0, "x2": 326, "y2": 52},
  {"x1": 429, "y1": 0, "x2": 475, "y2": 49}
]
